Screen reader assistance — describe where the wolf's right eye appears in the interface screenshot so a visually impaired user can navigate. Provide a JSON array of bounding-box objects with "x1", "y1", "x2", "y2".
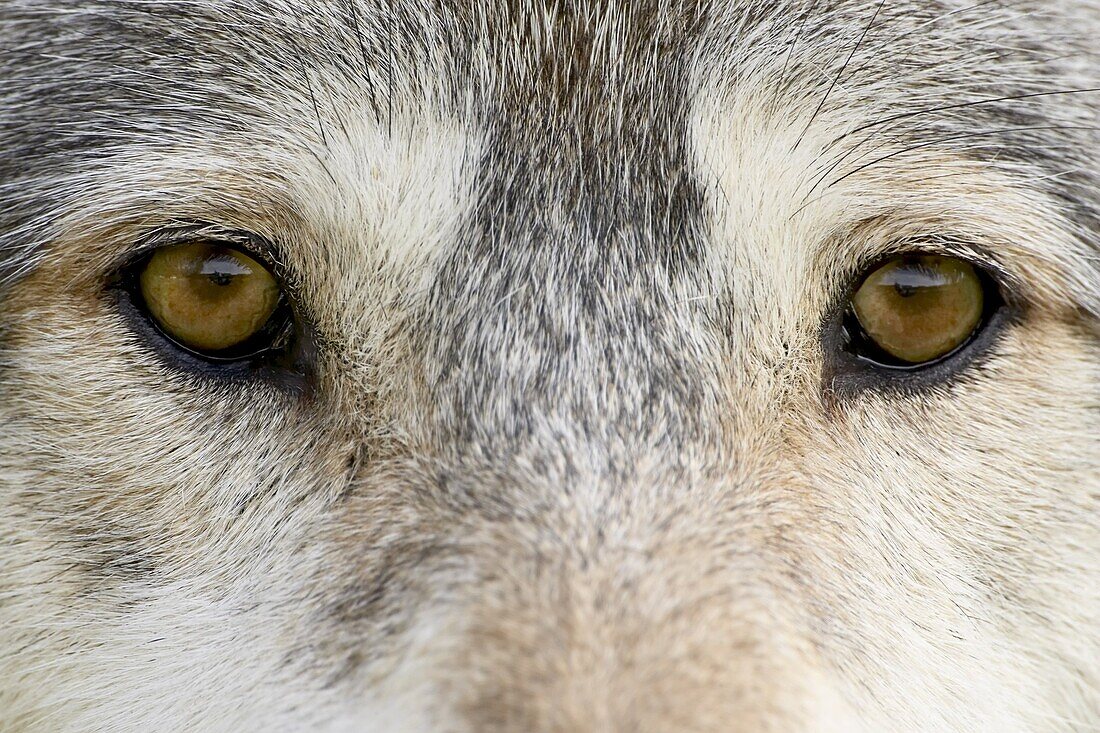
[{"x1": 134, "y1": 243, "x2": 288, "y2": 359}]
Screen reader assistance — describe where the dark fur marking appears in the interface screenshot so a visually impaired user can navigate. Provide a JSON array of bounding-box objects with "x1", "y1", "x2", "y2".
[{"x1": 423, "y1": 2, "x2": 715, "y2": 449}]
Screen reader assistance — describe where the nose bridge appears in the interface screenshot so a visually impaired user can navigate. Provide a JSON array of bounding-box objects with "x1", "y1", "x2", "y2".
[
  {"x1": 373, "y1": 9, "x2": 832, "y2": 723},
  {"x1": 334, "y1": 430, "x2": 830, "y2": 731},
  {"x1": 432, "y1": 456, "x2": 828, "y2": 733}
]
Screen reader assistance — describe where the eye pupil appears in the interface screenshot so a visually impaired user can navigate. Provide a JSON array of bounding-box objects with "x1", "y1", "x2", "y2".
[
  {"x1": 207, "y1": 263, "x2": 240, "y2": 286},
  {"x1": 200, "y1": 251, "x2": 253, "y2": 279},
  {"x1": 893, "y1": 282, "x2": 918, "y2": 298}
]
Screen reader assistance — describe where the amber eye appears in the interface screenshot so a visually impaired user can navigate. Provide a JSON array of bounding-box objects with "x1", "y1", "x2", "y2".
[
  {"x1": 137, "y1": 243, "x2": 283, "y2": 356},
  {"x1": 849, "y1": 255, "x2": 986, "y2": 366}
]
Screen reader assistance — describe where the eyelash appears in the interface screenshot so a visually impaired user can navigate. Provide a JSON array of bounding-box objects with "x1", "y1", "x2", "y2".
[{"x1": 117, "y1": 226, "x2": 287, "y2": 279}]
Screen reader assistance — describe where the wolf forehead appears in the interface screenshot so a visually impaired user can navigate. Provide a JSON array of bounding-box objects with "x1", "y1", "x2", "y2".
[{"x1": 1, "y1": 0, "x2": 1099, "y2": 293}]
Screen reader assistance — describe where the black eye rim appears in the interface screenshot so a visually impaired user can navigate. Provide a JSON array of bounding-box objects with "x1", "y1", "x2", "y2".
[
  {"x1": 823, "y1": 248, "x2": 1022, "y2": 396},
  {"x1": 107, "y1": 225, "x2": 315, "y2": 388},
  {"x1": 136, "y1": 273, "x2": 294, "y2": 363}
]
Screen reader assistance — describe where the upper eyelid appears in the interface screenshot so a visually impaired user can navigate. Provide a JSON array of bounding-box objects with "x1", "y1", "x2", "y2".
[
  {"x1": 116, "y1": 223, "x2": 290, "y2": 281},
  {"x1": 849, "y1": 239, "x2": 1021, "y2": 300}
]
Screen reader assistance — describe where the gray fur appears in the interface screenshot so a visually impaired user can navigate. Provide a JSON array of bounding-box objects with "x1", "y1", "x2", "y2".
[{"x1": 1, "y1": 2, "x2": 1098, "y2": 731}]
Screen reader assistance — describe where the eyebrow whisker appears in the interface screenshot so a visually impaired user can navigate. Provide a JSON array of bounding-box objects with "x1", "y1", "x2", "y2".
[
  {"x1": 786, "y1": 124, "x2": 1100, "y2": 221},
  {"x1": 836, "y1": 87, "x2": 1100, "y2": 144},
  {"x1": 795, "y1": 0, "x2": 888, "y2": 151},
  {"x1": 826, "y1": 124, "x2": 1100, "y2": 191}
]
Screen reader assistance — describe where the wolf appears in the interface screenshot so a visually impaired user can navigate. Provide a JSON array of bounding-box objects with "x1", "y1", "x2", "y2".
[{"x1": 0, "y1": 0, "x2": 1097, "y2": 731}]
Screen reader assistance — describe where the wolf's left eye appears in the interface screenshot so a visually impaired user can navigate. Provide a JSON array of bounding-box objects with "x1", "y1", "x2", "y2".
[
  {"x1": 845, "y1": 255, "x2": 992, "y2": 367},
  {"x1": 134, "y1": 242, "x2": 287, "y2": 359}
]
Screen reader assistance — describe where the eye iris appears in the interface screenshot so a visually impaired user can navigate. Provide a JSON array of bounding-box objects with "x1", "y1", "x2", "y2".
[
  {"x1": 852, "y1": 255, "x2": 984, "y2": 365},
  {"x1": 138, "y1": 243, "x2": 280, "y2": 353}
]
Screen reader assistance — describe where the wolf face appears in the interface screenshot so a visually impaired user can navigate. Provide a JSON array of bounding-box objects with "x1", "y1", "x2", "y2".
[{"x1": 1, "y1": 1, "x2": 1097, "y2": 731}]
